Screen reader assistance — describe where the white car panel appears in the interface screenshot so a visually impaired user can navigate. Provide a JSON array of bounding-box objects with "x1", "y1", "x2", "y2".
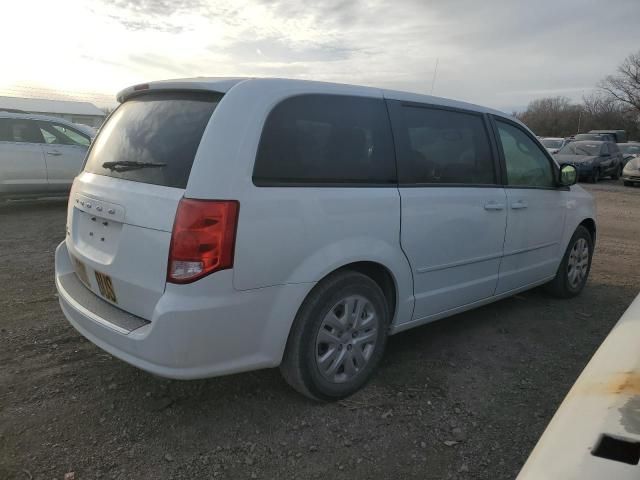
[
  {"x1": 0, "y1": 140, "x2": 47, "y2": 193},
  {"x1": 66, "y1": 173, "x2": 185, "y2": 319},
  {"x1": 401, "y1": 187, "x2": 507, "y2": 320},
  {"x1": 56, "y1": 241, "x2": 313, "y2": 378},
  {"x1": 496, "y1": 188, "x2": 567, "y2": 294},
  {"x1": 43, "y1": 144, "x2": 86, "y2": 192},
  {"x1": 517, "y1": 293, "x2": 640, "y2": 479}
]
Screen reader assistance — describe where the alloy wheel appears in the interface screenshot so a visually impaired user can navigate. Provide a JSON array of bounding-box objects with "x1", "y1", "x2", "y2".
[
  {"x1": 315, "y1": 295, "x2": 379, "y2": 383},
  {"x1": 567, "y1": 238, "x2": 589, "y2": 289}
]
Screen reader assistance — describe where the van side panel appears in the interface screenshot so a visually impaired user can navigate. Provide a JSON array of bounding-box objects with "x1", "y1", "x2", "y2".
[{"x1": 185, "y1": 80, "x2": 415, "y2": 326}]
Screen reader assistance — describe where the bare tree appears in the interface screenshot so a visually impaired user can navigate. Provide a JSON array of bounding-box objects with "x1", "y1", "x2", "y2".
[
  {"x1": 516, "y1": 96, "x2": 582, "y2": 137},
  {"x1": 581, "y1": 92, "x2": 639, "y2": 138},
  {"x1": 599, "y1": 50, "x2": 640, "y2": 112}
]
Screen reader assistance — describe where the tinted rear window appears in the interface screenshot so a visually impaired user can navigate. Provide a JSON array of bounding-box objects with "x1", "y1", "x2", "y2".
[
  {"x1": 253, "y1": 94, "x2": 396, "y2": 185},
  {"x1": 84, "y1": 92, "x2": 222, "y2": 188},
  {"x1": 389, "y1": 103, "x2": 496, "y2": 185}
]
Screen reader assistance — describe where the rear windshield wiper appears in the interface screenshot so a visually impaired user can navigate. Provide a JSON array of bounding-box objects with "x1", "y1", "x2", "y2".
[{"x1": 102, "y1": 161, "x2": 167, "y2": 171}]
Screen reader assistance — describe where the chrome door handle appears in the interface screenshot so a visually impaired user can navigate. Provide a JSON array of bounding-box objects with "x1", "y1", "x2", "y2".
[
  {"x1": 484, "y1": 202, "x2": 505, "y2": 211},
  {"x1": 46, "y1": 151, "x2": 62, "y2": 156},
  {"x1": 511, "y1": 200, "x2": 528, "y2": 209}
]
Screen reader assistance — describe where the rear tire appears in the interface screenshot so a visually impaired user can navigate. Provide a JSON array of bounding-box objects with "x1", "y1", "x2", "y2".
[
  {"x1": 280, "y1": 270, "x2": 390, "y2": 401},
  {"x1": 590, "y1": 169, "x2": 600, "y2": 183},
  {"x1": 545, "y1": 226, "x2": 593, "y2": 298},
  {"x1": 623, "y1": 180, "x2": 633, "y2": 187}
]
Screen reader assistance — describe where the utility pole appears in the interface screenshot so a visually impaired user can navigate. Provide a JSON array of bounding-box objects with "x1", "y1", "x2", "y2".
[
  {"x1": 430, "y1": 58, "x2": 439, "y2": 95},
  {"x1": 576, "y1": 108, "x2": 582, "y2": 134}
]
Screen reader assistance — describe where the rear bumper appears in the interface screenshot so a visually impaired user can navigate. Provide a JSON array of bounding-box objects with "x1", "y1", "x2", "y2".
[{"x1": 55, "y1": 241, "x2": 313, "y2": 379}]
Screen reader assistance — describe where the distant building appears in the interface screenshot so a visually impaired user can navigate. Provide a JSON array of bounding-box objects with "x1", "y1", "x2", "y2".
[{"x1": 0, "y1": 96, "x2": 106, "y2": 128}]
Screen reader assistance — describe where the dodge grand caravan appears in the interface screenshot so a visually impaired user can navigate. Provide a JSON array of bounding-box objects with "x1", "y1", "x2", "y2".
[{"x1": 55, "y1": 78, "x2": 595, "y2": 400}]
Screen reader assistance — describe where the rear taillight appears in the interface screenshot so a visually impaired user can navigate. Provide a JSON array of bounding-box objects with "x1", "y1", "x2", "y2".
[{"x1": 167, "y1": 198, "x2": 239, "y2": 284}]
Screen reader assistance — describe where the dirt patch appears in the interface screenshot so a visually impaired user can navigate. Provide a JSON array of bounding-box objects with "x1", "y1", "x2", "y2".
[{"x1": 1, "y1": 182, "x2": 639, "y2": 480}]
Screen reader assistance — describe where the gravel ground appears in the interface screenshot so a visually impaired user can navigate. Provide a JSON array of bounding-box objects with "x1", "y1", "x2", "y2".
[{"x1": 1, "y1": 181, "x2": 639, "y2": 480}]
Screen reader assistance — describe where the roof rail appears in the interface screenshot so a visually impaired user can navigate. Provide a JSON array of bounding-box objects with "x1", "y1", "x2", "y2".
[{"x1": 0, "y1": 108, "x2": 29, "y2": 114}]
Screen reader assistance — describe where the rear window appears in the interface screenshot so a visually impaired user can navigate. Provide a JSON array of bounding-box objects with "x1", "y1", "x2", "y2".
[
  {"x1": 253, "y1": 94, "x2": 396, "y2": 185},
  {"x1": 84, "y1": 91, "x2": 222, "y2": 188},
  {"x1": 558, "y1": 141, "x2": 602, "y2": 156},
  {"x1": 389, "y1": 103, "x2": 496, "y2": 185}
]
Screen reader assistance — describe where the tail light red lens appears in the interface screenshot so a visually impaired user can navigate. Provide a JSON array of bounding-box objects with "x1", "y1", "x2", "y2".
[{"x1": 167, "y1": 198, "x2": 239, "y2": 284}]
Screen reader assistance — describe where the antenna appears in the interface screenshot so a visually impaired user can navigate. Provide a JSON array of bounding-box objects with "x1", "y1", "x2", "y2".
[{"x1": 430, "y1": 58, "x2": 439, "y2": 95}]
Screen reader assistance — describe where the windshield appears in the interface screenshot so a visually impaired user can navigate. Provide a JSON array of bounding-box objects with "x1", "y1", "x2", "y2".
[
  {"x1": 574, "y1": 133, "x2": 610, "y2": 142},
  {"x1": 84, "y1": 91, "x2": 222, "y2": 188},
  {"x1": 541, "y1": 139, "x2": 563, "y2": 148},
  {"x1": 558, "y1": 142, "x2": 602, "y2": 156},
  {"x1": 620, "y1": 144, "x2": 640, "y2": 155}
]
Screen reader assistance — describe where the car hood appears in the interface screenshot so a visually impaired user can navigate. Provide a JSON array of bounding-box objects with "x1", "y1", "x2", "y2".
[
  {"x1": 554, "y1": 154, "x2": 598, "y2": 164},
  {"x1": 624, "y1": 157, "x2": 640, "y2": 170},
  {"x1": 517, "y1": 293, "x2": 640, "y2": 480}
]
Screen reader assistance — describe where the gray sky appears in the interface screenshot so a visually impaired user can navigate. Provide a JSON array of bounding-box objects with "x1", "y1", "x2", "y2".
[{"x1": 3, "y1": 0, "x2": 639, "y2": 110}]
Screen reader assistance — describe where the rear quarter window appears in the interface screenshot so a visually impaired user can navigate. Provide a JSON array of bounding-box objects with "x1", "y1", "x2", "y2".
[
  {"x1": 84, "y1": 91, "x2": 222, "y2": 189},
  {"x1": 253, "y1": 94, "x2": 396, "y2": 185}
]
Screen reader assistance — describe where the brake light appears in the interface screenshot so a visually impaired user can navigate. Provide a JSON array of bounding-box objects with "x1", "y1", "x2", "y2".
[{"x1": 167, "y1": 199, "x2": 239, "y2": 284}]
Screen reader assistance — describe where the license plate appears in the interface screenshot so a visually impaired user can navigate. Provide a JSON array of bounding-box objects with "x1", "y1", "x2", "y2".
[
  {"x1": 95, "y1": 270, "x2": 118, "y2": 304},
  {"x1": 72, "y1": 256, "x2": 91, "y2": 287}
]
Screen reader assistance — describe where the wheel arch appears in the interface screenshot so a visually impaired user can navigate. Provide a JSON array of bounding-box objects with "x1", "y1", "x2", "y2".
[
  {"x1": 331, "y1": 261, "x2": 398, "y2": 325},
  {"x1": 579, "y1": 218, "x2": 596, "y2": 245}
]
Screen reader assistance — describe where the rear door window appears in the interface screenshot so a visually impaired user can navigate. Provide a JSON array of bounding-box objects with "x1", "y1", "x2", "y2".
[
  {"x1": 388, "y1": 103, "x2": 496, "y2": 185},
  {"x1": 0, "y1": 118, "x2": 44, "y2": 143},
  {"x1": 253, "y1": 94, "x2": 396, "y2": 185},
  {"x1": 84, "y1": 92, "x2": 222, "y2": 188}
]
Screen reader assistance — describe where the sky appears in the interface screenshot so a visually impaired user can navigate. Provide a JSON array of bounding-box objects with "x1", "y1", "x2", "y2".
[{"x1": 2, "y1": 0, "x2": 639, "y2": 111}]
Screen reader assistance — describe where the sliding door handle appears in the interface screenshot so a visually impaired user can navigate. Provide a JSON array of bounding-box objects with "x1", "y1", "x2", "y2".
[
  {"x1": 484, "y1": 202, "x2": 505, "y2": 211},
  {"x1": 511, "y1": 200, "x2": 528, "y2": 209}
]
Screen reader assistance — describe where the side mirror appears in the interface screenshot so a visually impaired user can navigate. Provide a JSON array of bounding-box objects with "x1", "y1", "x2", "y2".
[{"x1": 559, "y1": 164, "x2": 577, "y2": 186}]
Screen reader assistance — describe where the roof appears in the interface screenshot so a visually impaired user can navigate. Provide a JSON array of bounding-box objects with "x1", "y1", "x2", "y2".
[
  {"x1": 0, "y1": 111, "x2": 97, "y2": 136},
  {"x1": 117, "y1": 77, "x2": 512, "y2": 119},
  {"x1": 0, "y1": 96, "x2": 105, "y2": 116}
]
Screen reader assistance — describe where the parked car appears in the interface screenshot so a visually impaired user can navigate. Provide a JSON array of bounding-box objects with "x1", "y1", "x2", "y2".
[
  {"x1": 618, "y1": 143, "x2": 640, "y2": 165},
  {"x1": 554, "y1": 140, "x2": 623, "y2": 182},
  {"x1": 622, "y1": 156, "x2": 640, "y2": 186},
  {"x1": 573, "y1": 133, "x2": 617, "y2": 142},
  {"x1": 0, "y1": 112, "x2": 92, "y2": 198},
  {"x1": 588, "y1": 129, "x2": 627, "y2": 143},
  {"x1": 54, "y1": 78, "x2": 595, "y2": 400},
  {"x1": 540, "y1": 137, "x2": 568, "y2": 154}
]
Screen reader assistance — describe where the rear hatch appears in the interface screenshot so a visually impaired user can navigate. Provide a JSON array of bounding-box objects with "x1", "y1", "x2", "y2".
[{"x1": 66, "y1": 91, "x2": 222, "y2": 320}]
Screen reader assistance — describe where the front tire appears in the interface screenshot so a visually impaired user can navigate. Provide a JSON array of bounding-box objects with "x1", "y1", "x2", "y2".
[
  {"x1": 545, "y1": 226, "x2": 593, "y2": 298},
  {"x1": 624, "y1": 180, "x2": 633, "y2": 187},
  {"x1": 280, "y1": 270, "x2": 390, "y2": 401},
  {"x1": 612, "y1": 165, "x2": 622, "y2": 180}
]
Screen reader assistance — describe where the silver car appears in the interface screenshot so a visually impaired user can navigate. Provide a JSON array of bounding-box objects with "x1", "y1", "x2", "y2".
[{"x1": 0, "y1": 112, "x2": 92, "y2": 198}]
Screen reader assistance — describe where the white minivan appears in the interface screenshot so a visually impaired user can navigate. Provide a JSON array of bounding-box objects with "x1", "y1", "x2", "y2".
[{"x1": 55, "y1": 78, "x2": 595, "y2": 400}]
